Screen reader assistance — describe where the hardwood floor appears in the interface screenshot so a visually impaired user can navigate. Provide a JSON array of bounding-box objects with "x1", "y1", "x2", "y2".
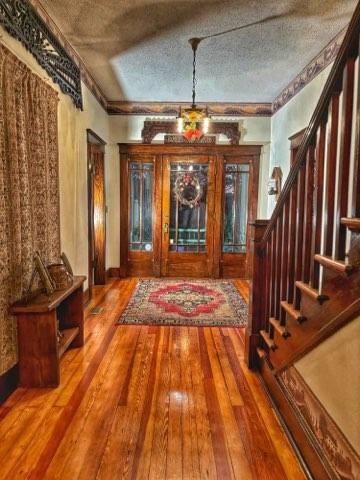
[{"x1": 0, "y1": 279, "x2": 305, "y2": 479}]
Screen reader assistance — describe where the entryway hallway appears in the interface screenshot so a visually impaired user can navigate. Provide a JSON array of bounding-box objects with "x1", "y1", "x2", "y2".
[{"x1": 0, "y1": 279, "x2": 305, "y2": 479}]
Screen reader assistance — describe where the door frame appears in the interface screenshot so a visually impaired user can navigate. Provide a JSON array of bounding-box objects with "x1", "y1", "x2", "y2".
[
  {"x1": 119, "y1": 144, "x2": 261, "y2": 279},
  {"x1": 87, "y1": 129, "x2": 106, "y2": 299}
]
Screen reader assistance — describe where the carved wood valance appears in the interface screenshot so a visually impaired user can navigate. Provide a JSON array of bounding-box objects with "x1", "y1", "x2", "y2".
[
  {"x1": 141, "y1": 120, "x2": 241, "y2": 144},
  {"x1": 0, "y1": 0, "x2": 83, "y2": 109}
]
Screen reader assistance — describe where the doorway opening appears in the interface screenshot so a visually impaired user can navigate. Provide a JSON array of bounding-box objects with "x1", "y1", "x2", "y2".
[
  {"x1": 120, "y1": 144, "x2": 260, "y2": 279},
  {"x1": 87, "y1": 129, "x2": 106, "y2": 300}
]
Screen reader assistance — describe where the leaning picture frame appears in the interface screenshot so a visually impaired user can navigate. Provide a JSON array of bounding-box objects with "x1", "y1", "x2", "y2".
[
  {"x1": 34, "y1": 251, "x2": 56, "y2": 296},
  {"x1": 60, "y1": 252, "x2": 73, "y2": 277}
]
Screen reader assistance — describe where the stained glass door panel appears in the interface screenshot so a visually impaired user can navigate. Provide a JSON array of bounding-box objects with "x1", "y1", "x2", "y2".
[
  {"x1": 161, "y1": 156, "x2": 215, "y2": 277},
  {"x1": 169, "y1": 163, "x2": 208, "y2": 253},
  {"x1": 223, "y1": 164, "x2": 249, "y2": 253}
]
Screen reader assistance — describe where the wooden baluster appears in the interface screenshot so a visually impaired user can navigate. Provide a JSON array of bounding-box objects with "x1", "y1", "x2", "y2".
[
  {"x1": 274, "y1": 216, "x2": 283, "y2": 321},
  {"x1": 286, "y1": 182, "x2": 298, "y2": 304},
  {"x1": 302, "y1": 146, "x2": 316, "y2": 283},
  {"x1": 354, "y1": 40, "x2": 360, "y2": 217},
  {"x1": 245, "y1": 220, "x2": 269, "y2": 369},
  {"x1": 335, "y1": 58, "x2": 355, "y2": 259},
  {"x1": 294, "y1": 165, "x2": 306, "y2": 309},
  {"x1": 280, "y1": 201, "x2": 290, "y2": 324},
  {"x1": 310, "y1": 123, "x2": 326, "y2": 288},
  {"x1": 270, "y1": 229, "x2": 277, "y2": 319},
  {"x1": 264, "y1": 240, "x2": 272, "y2": 330},
  {"x1": 323, "y1": 93, "x2": 340, "y2": 256}
]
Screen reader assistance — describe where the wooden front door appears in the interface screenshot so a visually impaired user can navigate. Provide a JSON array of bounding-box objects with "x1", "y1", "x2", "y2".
[
  {"x1": 119, "y1": 144, "x2": 260, "y2": 279},
  {"x1": 161, "y1": 155, "x2": 216, "y2": 277}
]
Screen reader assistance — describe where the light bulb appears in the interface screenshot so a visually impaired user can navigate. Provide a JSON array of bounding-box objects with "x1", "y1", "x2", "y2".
[
  {"x1": 203, "y1": 117, "x2": 210, "y2": 134},
  {"x1": 177, "y1": 117, "x2": 184, "y2": 133}
]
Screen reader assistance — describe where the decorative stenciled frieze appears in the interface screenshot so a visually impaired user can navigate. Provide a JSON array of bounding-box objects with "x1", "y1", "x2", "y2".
[
  {"x1": 273, "y1": 28, "x2": 346, "y2": 113},
  {"x1": 280, "y1": 367, "x2": 360, "y2": 480},
  {"x1": 107, "y1": 101, "x2": 273, "y2": 117}
]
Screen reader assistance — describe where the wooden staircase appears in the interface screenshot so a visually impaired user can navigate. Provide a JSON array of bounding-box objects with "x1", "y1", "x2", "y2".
[{"x1": 245, "y1": 4, "x2": 360, "y2": 478}]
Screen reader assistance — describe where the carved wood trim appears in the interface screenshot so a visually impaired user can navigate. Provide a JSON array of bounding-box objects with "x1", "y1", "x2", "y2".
[
  {"x1": 141, "y1": 120, "x2": 241, "y2": 145},
  {"x1": 0, "y1": 0, "x2": 83, "y2": 109}
]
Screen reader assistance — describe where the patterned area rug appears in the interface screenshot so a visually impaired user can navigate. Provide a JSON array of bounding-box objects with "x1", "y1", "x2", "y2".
[{"x1": 117, "y1": 279, "x2": 247, "y2": 327}]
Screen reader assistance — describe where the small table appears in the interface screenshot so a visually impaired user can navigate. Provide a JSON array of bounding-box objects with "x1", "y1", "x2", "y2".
[{"x1": 11, "y1": 276, "x2": 86, "y2": 388}]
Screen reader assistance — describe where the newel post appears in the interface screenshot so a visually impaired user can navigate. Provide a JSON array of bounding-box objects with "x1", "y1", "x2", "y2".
[{"x1": 245, "y1": 219, "x2": 269, "y2": 369}]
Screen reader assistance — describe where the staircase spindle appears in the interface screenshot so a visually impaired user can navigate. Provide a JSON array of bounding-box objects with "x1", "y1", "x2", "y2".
[
  {"x1": 270, "y1": 229, "x2": 277, "y2": 319},
  {"x1": 302, "y1": 146, "x2": 316, "y2": 283},
  {"x1": 280, "y1": 200, "x2": 290, "y2": 324},
  {"x1": 323, "y1": 94, "x2": 340, "y2": 256},
  {"x1": 287, "y1": 183, "x2": 298, "y2": 303},
  {"x1": 310, "y1": 123, "x2": 327, "y2": 288},
  {"x1": 335, "y1": 59, "x2": 355, "y2": 259},
  {"x1": 294, "y1": 166, "x2": 306, "y2": 309},
  {"x1": 274, "y1": 215, "x2": 283, "y2": 320}
]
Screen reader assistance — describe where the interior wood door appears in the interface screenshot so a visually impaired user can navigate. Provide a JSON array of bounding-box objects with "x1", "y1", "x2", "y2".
[
  {"x1": 161, "y1": 155, "x2": 216, "y2": 277},
  {"x1": 87, "y1": 141, "x2": 106, "y2": 299}
]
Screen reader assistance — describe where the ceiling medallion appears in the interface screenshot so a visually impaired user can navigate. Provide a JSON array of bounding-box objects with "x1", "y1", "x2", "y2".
[{"x1": 177, "y1": 38, "x2": 210, "y2": 141}]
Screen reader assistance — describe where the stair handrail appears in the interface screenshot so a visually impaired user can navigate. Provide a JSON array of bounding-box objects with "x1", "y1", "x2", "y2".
[{"x1": 261, "y1": 2, "x2": 360, "y2": 247}]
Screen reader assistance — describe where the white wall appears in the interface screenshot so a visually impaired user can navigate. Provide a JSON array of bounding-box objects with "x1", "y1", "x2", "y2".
[{"x1": 269, "y1": 65, "x2": 332, "y2": 215}]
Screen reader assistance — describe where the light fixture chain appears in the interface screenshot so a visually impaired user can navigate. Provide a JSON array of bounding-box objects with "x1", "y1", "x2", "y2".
[{"x1": 192, "y1": 46, "x2": 197, "y2": 106}]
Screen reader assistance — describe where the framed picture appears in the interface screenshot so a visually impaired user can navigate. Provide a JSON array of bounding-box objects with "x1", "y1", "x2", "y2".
[{"x1": 34, "y1": 251, "x2": 56, "y2": 296}]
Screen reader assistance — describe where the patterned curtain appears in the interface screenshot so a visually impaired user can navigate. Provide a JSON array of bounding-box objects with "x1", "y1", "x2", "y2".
[{"x1": 0, "y1": 44, "x2": 60, "y2": 375}]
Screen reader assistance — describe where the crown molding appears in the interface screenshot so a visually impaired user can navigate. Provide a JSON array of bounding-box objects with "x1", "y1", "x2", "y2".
[
  {"x1": 16, "y1": 3, "x2": 348, "y2": 117},
  {"x1": 272, "y1": 27, "x2": 346, "y2": 113},
  {"x1": 107, "y1": 101, "x2": 272, "y2": 117}
]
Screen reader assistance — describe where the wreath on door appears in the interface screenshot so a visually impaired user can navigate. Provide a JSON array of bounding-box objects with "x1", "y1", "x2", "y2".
[{"x1": 174, "y1": 172, "x2": 202, "y2": 208}]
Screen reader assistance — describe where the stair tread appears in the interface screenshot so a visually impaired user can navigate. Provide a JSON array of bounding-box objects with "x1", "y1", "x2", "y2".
[
  {"x1": 260, "y1": 329, "x2": 277, "y2": 351},
  {"x1": 269, "y1": 317, "x2": 290, "y2": 338},
  {"x1": 280, "y1": 301, "x2": 306, "y2": 322},
  {"x1": 341, "y1": 217, "x2": 360, "y2": 231},
  {"x1": 256, "y1": 347, "x2": 267, "y2": 360},
  {"x1": 314, "y1": 254, "x2": 354, "y2": 275},
  {"x1": 295, "y1": 281, "x2": 329, "y2": 304}
]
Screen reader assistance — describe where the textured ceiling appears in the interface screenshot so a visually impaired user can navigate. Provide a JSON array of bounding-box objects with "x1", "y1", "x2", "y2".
[{"x1": 39, "y1": 0, "x2": 357, "y2": 103}]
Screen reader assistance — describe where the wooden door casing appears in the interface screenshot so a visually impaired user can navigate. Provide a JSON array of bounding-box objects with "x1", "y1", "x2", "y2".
[
  {"x1": 87, "y1": 130, "x2": 106, "y2": 297},
  {"x1": 119, "y1": 144, "x2": 261, "y2": 279}
]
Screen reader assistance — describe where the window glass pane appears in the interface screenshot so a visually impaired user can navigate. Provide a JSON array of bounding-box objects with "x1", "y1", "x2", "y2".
[
  {"x1": 129, "y1": 171, "x2": 140, "y2": 243},
  {"x1": 129, "y1": 162, "x2": 153, "y2": 251},
  {"x1": 223, "y1": 164, "x2": 249, "y2": 253},
  {"x1": 169, "y1": 163, "x2": 208, "y2": 253},
  {"x1": 142, "y1": 169, "x2": 152, "y2": 242}
]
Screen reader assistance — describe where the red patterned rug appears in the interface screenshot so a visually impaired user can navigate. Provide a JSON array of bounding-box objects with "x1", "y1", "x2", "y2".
[{"x1": 117, "y1": 279, "x2": 247, "y2": 327}]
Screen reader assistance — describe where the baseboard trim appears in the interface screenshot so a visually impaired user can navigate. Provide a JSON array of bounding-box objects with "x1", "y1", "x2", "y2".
[
  {"x1": 83, "y1": 287, "x2": 90, "y2": 306},
  {"x1": 258, "y1": 358, "x2": 333, "y2": 480},
  {"x1": 107, "y1": 267, "x2": 121, "y2": 278},
  {"x1": 0, "y1": 364, "x2": 19, "y2": 405}
]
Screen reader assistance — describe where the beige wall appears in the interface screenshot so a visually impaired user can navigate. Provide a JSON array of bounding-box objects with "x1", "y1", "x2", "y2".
[
  {"x1": 295, "y1": 317, "x2": 360, "y2": 452},
  {"x1": 0, "y1": 26, "x2": 113, "y2": 290}
]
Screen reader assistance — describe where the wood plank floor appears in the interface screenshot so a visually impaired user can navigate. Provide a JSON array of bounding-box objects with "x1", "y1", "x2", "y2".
[{"x1": 0, "y1": 279, "x2": 306, "y2": 479}]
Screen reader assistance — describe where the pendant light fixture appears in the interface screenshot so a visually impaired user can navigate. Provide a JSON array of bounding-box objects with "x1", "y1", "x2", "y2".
[{"x1": 177, "y1": 38, "x2": 210, "y2": 141}]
